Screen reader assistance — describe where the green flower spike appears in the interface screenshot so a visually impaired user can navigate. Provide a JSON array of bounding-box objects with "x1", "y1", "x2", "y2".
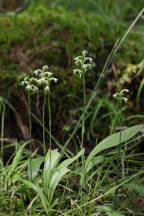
[
  {"x1": 73, "y1": 50, "x2": 94, "y2": 78},
  {"x1": 113, "y1": 89, "x2": 129, "y2": 104},
  {"x1": 34, "y1": 65, "x2": 58, "y2": 93},
  {"x1": 21, "y1": 76, "x2": 38, "y2": 94}
]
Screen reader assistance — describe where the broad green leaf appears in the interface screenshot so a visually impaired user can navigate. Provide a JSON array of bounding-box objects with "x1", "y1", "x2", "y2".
[
  {"x1": 58, "y1": 148, "x2": 85, "y2": 169},
  {"x1": 86, "y1": 124, "x2": 144, "y2": 170},
  {"x1": 80, "y1": 156, "x2": 104, "y2": 185},
  {"x1": 44, "y1": 148, "x2": 84, "y2": 202},
  {"x1": 87, "y1": 155, "x2": 104, "y2": 172},
  {"x1": 44, "y1": 149, "x2": 61, "y2": 172},
  {"x1": 43, "y1": 149, "x2": 61, "y2": 198},
  {"x1": 48, "y1": 167, "x2": 70, "y2": 202},
  {"x1": 28, "y1": 157, "x2": 44, "y2": 180},
  {"x1": 21, "y1": 178, "x2": 49, "y2": 215},
  {"x1": 127, "y1": 183, "x2": 144, "y2": 198}
]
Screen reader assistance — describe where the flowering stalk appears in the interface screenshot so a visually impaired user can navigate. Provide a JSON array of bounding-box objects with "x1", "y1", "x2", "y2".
[
  {"x1": 34, "y1": 65, "x2": 58, "y2": 153},
  {"x1": 21, "y1": 76, "x2": 38, "y2": 180},
  {"x1": 113, "y1": 88, "x2": 129, "y2": 208},
  {"x1": 113, "y1": 89, "x2": 129, "y2": 154},
  {"x1": 21, "y1": 66, "x2": 58, "y2": 179},
  {"x1": 73, "y1": 50, "x2": 94, "y2": 204},
  {"x1": 73, "y1": 50, "x2": 94, "y2": 149}
]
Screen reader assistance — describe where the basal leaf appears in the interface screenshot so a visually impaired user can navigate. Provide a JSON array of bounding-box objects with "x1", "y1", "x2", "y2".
[
  {"x1": 28, "y1": 157, "x2": 44, "y2": 180},
  {"x1": 86, "y1": 124, "x2": 144, "y2": 170},
  {"x1": 58, "y1": 148, "x2": 85, "y2": 169}
]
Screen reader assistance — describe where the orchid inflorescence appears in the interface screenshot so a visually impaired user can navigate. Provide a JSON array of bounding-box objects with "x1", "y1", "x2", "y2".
[
  {"x1": 113, "y1": 89, "x2": 129, "y2": 104},
  {"x1": 73, "y1": 50, "x2": 94, "y2": 78},
  {"x1": 21, "y1": 65, "x2": 58, "y2": 94},
  {"x1": 21, "y1": 76, "x2": 38, "y2": 94}
]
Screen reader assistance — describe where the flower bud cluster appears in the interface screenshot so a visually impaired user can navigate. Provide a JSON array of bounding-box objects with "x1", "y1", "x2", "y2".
[
  {"x1": 113, "y1": 89, "x2": 129, "y2": 104},
  {"x1": 34, "y1": 65, "x2": 58, "y2": 94},
  {"x1": 73, "y1": 50, "x2": 94, "y2": 78},
  {"x1": 21, "y1": 65, "x2": 58, "y2": 94},
  {"x1": 21, "y1": 76, "x2": 38, "y2": 94}
]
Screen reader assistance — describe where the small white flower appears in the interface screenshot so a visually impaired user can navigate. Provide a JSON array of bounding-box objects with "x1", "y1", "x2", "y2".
[
  {"x1": 47, "y1": 72, "x2": 53, "y2": 77},
  {"x1": 82, "y1": 50, "x2": 88, "y2": 57},
  {"x1": 44, "y1": 85, "x2": 50, "y2": 93},
  {"x1": 34, "y1": 69, "x2": 41, "y2": 76},
  {"x1": 49, "y1": 77, "x2": 58, "y2": 83},
  {"x1": 113, "y1": 89, "x2": 129, "y2": 104},
  {"x1": 26, "y1": 85, "x2": 32, "y2": 91},
  {"x1": 73, "y1": 69, "x2": 83, "y2": 78},
  {"x1": 74, "y1": 56, "x2": 83, "y2": 66},
  {"x1": 42, "y1": 65, "x2": 49, "y2": 71},
  {"x1": 73, "y1": 50, "x2": 94, "y2": 77}
]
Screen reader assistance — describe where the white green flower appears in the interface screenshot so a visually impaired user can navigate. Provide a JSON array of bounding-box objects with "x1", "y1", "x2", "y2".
[
  {"x1": 73, "y1": 50, "x2": 94, "y2": 78},
  {"x1": 21, "y1": 76, "x2": 38, "y2": 94},
  {"x1": 34, "y1": 65, "x2": 58, "y2": 93},
  {"x1": 113, "y1": 89, "x2": 129, "y2": 104}
]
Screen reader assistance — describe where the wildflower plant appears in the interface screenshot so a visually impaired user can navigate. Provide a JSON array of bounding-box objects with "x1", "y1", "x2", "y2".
[
  {"x1": 73, "y1": 50, "x2": 94, "y2": 204},
  {"x1": 73, "y1": 50, "x2": 94, "y2": 77},
  {"x1": 34, "y1": 65, "x2": 58, "y2": 94},
  {"x1": 73, "y1": 50, "x2": 94, "y2": 148},
  {"x1": 21, "y1": 65, "x2": 58, "y2": 180},
  {"x1": 113, "y1": 89, "x2": 129, "y2": 106},
  {"x1": 21, "y1": 75, "x2": 38, "y2": 180},
  {"x1": 34, "y1": 65, "x2": 58, "y2": 155},
  {"x1": 21, "y1": 76, "x2": 38, "y2": 94}
]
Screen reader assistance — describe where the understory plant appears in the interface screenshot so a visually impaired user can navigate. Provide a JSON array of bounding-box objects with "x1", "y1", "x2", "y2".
[
  {"x1": 21, "y1": 65, "x2": 85, "y2": 214},
  {"x1": 21, "y1": 66, "x2": 58, "y2": 179},
  {"x1": 73, "y1": 50, "x2": 94, "y2": 201},
  {"x1": 22, "y1": 148, "x2": 84, "y2": 215}
]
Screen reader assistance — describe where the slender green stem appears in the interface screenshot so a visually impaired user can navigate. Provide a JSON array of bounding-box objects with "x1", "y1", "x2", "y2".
[
  {"x1": 1, "y1": 103, "x2": 5, "y2": 166},
  {"x1": 48, "y1": 93, "x2": 52, "y2": 150},
  {"x1": 82, "y1": 73, "x2": 86, "y2": 148},
  {"x1": 118, "y1": 107, "x2": 122, "y2": 159},
  {"x1": 28, "y1": 91, "x2": 32, "y2": 151},
  {"x1": 114, "y1": 105, "x2": 123, "y2": 208},
  {"x1": 43, "y1": 93, "x2": 46, "y2": 155},
  {"x1": 82, "y1": 73, "x2": 87, "y2": 208},
  {"x1": 28, "y1": 91, "x2": 32, "y2": 180}
]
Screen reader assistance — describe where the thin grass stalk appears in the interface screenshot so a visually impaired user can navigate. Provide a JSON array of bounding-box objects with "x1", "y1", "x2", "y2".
[
  {"x1": 82, "y1": 73, "x2": 86, "y2": 148},
  {"x1": 48, "y1": 92, "x2": 52, "y2": 177},
  {"x1": 28, "y1": 91, "x2": 32, "y2": 151},
  {"x1": 43, "y1": 93, "x2": 46, "y2": 155},
  {"x1": 1, "y1": 103, "x2": 5, "y2": 166},
  {"x1": 118, "y1": 108, "x2": 123, "y2": 161},
  {"x1": 81, "y1": 72, "x2": 87, "y2": 209},
  {"x1": 48, "y1": 93, "x2": 52, "y2": 150},
  {"x1": 81, "y1": 170, "x2": 144, "y2": 209},
  {"x1": 64, "y1": 8, "x2": 144, "y2": 151},
  {"x1": 28, "y1": 91, "x2": 32, "y2": 180}
]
